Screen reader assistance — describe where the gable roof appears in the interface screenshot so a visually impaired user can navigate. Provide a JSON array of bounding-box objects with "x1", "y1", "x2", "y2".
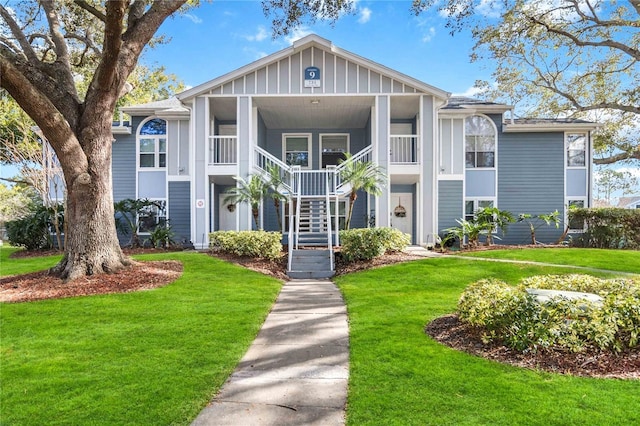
[
  {"x1": 618, "y1": 196, "x2": 640, "y2": 208},
  {"x1": 177, "y1": 34, "x2": 450, "y2": 100},
  {"x1": 120, "y1": 97, "x2": 189, "y2": 116}
]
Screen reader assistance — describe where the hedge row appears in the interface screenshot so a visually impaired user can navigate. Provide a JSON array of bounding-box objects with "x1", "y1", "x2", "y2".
[
  {"x1": 569, "y1": 207, "x2": 640, "y2": 249},
  {"x1": 209, "y1": 230, "x2": 282, "y2": 260}
]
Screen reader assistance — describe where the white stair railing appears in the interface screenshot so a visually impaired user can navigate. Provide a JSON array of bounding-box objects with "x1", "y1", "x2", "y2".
[
  {"x1": 325, "y1": 171, "x2": 334, "y2": 271},
  {"x1": 335, "y1": 145, "x2": 373, "y2": 193}
]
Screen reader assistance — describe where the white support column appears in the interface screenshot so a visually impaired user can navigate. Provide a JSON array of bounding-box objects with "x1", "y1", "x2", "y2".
[
  {"x1": 193, "y1": 96, "x2": 208, "y2": 248},
  {"x1": 420, "y1": 95, "x2": 436, "y2": 244},
  {"x1": 237, "y1": 96, "x2": 253, "y2": 230},
  {"x1": 375, "y1": 95, "x2": 390, "y2": 227}
]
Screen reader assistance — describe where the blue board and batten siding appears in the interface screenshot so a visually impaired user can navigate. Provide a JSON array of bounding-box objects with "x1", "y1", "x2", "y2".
[
  {"x1": 438, "y1": 180, "x2": 463, "y2": 234},
  {"x1": 112, "y1": 116, "x2": 140, "y2": 201},
  {"x1": 497, "y1": 130, "x2": 566, "y2": 245},
  {"x1": 168, "y1": 181, "x2": 191, "y2": 243}
]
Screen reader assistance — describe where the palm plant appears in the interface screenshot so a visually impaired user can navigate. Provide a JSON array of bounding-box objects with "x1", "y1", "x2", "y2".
[
  {"x1": 338, "y1": 153, "x2": 388, "y2": 230},
  {"x1": 266, "y1": 166, "x2": 288, "y2": 232},
  {"x1": 224, "y1": 175, "x2": 269, "y2": 230},
  {"x1": 475, "y1": 207, "x2": 515, "y2": 245}
]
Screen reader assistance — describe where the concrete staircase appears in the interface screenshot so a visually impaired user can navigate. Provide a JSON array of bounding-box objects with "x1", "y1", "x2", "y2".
[{"x1": 287, "y1": 198, "x2": 335, "y2": 279}]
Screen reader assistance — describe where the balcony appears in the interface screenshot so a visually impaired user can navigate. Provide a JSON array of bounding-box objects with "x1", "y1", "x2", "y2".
[
  {"x1": 390, "y1": 135, "x2": 419, "y2": 164},
  {"x1": 208, "y1": 136, "x2": 237, "y2": 165}
]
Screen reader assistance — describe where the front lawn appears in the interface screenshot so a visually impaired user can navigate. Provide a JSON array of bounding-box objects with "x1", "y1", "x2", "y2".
[
  {"x1": 1, "y1": 250, "x2": 281, "y2": 425},
  {"x1": 335, "y1": 256, "x2": 640, "y2": 425},
  {"x1": 459, "y1": 247, "x2": 640, "y2": 274}
]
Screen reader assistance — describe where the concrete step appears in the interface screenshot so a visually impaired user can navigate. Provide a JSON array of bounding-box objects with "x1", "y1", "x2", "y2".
[{"x1": 287, "y1": 270, "x2": 336, "y2": 279}]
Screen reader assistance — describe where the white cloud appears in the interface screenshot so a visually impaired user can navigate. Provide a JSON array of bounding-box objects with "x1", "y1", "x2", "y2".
[
  {"x1": 421, "y1": 26, "x2": 436, "y2": 43},
  {"x1": 284, "y1": 27, "x2": 313, "y2": 45},
  {"x1": 246, "y1": 26, "x2": 269, "y2": 42},
  {"x1": 476, "y1": 0, "x2": 504, "y2": 18},
  {"x1": 453, "y1": 85, "x2": 484, "y2": 98},
  {"x1": 358, "y1": 7, "x2": 372, "y2": 24},
  {"x1": 183, "y1": 13, "x2": 203, "y2": 24}
]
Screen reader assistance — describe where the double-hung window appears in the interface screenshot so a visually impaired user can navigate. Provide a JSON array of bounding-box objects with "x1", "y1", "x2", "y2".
[
  {"x1": 138, "y1": 200, "x2": 167, "y2": 233},
  {"x1": 320, "y1": 134, "x2": 349, "y2": 168},
  {"x1": 284, "y1": 134, "x2": 311, "y2": 168},
  {"x1": 138, "y1": 118, "x2": 167, "y2": 168},
  {"x1": 465, "y1": 115, "x2": 496, "y2": 168},
  {"x1": 566, "y1": 133, "x2": 586, "y2": 167},
  {"x1": 567, "y1": 199, "x2": 585, "y2": 232},
  {"x1": 465, "y1": 199, "x2": 494, "y2": 222}
]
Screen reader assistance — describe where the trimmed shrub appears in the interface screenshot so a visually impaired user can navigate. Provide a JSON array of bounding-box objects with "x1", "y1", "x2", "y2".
[
  {"x1": 339, "y1": 227, "x2": 411, "y2": 262},
  {"x1": 209, "y1": 230, "x2": 282, "y2": 261},
  {"x1": 569, "y1": 207, "x2": 640, "y2": 249},
  {"x1": 458, "y1": 275, "x2": 640, "y2": 353}
]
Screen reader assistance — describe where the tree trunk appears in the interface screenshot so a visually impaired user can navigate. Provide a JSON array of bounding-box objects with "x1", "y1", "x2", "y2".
[
  {"x1": 274, "y1": 199, "x2": 282, "y2": 232},
  {"x1": 345, "y1": 192, "x2": 358, "y2": 230},
  {"x1": 49, "y1": 132, "x2": 131, "y2": 281}
]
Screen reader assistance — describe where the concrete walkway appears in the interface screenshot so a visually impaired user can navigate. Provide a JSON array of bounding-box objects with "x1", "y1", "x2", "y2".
[{"x1": 192, "y1": 279, "x2": 349, "y2": 426}]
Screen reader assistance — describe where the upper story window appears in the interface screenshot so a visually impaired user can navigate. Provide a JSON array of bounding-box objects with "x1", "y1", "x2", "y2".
[
  {"x1": 566, "y1": 133, "x2": 586, "y2": 167},
  {"x1": 465, "y1": 115, "x2": 496, "y2": 168},
  {"x1": 284, "y1": 134, "x2": 311, "y2": 168},
  {"x1": 320, "y1": 134, "x2": 349, "y2": 168},
  {"x1": 138, "y1": 118, "x2": 167, "y2": 168}
]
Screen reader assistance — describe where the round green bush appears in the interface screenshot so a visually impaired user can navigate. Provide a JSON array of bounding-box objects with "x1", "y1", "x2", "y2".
[
  {"x1": 339, "y1": 227, "x2": 411, "y2": 262},
  {"x1": 457, "y1": 275, "x2": 640, "y2": 353}
]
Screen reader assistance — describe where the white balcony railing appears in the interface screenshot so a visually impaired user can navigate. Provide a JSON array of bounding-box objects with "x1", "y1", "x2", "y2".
[
  {"x1": 208, "y1": 136, "x2": 237, "y2": 165},
  {"x1": 390, "y1": 135, "x2": 419, "y2": 164}
]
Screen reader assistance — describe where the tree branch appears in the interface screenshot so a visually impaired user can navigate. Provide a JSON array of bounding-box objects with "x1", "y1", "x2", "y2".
[
  {"x1": 40, "y1": 0, "x2": 77, "y2": 99},
  {"x1": 0, "y1": 57, "x2": 88, "y2": 182},
  {"x1": 527, "y1": 14, "x2": 640, "y2": 61},
  {"x1": 594, "y1": 147, "x2": 640, "y2": 165},
  {"x1": 73, "y1": 0, "x2": 107, "y2": 22},
  {"x1": 0, "y1": 5, "x2": 40, "y2": 63}
]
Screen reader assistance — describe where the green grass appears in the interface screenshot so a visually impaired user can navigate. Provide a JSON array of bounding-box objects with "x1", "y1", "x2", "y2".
[
  {"x1": 335, "y1": 257, "x2": 640, "y2": 425},
  {"x1": 0, "y1": 245, "x2": 62, "y2": 276},
  {"x1": 1, "y1": 249, "x2": 281, "y2": 425},
  {"x1": 458, "y1": 247, "x2": 640, "y2": 274},
  {"x1": 4, "y1": 246, "x2": 640, "y2": 425}
]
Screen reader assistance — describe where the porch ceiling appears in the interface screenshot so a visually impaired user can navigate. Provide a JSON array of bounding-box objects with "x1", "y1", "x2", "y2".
[{"x1": 253, "y1": 96, "x2": 375, "y2": 129}]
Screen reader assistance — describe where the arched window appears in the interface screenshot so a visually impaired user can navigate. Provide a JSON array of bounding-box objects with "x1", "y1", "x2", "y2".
[
  {"x1": 465, "y1": 115, "x2": 496, "y2": 168},
  {"x1": 138, "y1": 118, "x2": 167, "y2": 168}
]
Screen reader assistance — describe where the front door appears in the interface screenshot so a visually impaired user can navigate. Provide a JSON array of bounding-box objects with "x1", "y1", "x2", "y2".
[
  {"x1": 219, "y1": 194, "x2": 237, "y2": 231},
  {"x1": 390, "y1": 193, "x2": 413, "y2": 241}
]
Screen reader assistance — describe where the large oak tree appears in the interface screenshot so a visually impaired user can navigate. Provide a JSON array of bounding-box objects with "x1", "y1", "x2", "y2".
[
  {"x1": 0, "y1": 1, "x2": 188, "y2": 280},
  {"x1": 1, "y1": 0, "x2": 351, "y2": 281},
  {"x1": 413, "y1": 0, "x2": 640, "y2": 165}
]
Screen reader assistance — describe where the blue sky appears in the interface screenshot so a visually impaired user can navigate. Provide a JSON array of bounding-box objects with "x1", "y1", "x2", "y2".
[
  {"x1": 2, "y1": 0, "x2": 638, "y2": 197},
  {"x1": 144, "y1": 0, "x2": 486, "y2": 97}
]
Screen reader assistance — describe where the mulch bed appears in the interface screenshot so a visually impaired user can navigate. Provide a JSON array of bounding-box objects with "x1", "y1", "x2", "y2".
[
  {"x1": 426, "y1": 314, "x2": 640, "y2": 379},
  {"x1": 0, "y1": 260, "x2": 183, "y2": 303}
]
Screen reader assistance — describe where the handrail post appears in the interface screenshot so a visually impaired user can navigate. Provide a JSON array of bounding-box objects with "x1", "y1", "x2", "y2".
[{"x1": 325, "y1": 171, "x2": 334, "y2": 271}]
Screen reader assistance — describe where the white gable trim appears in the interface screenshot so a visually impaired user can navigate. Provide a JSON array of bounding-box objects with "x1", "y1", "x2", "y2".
[{"x1": 177, "y1": 34, "x2": 450, "y2": 101}]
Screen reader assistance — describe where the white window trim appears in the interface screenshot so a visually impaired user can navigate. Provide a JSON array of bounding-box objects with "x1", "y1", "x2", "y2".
[
  {"x1": 137, "y1": 198, "x2": 168, "y2": 235},
  {"x1": 464, "y1": 114, "x2": 497, "y2": 170},
  {"x1": 565, "y1": 132, "x2": 588, "y2": 169},
  {"x1": 464, "y1": 198, "x2": 497, "y2": 221},
  {"x1": 282, "y1": 133, "x2": 312, "y2": 169},
  {"x1": 137, "y1": 116, "x2": 167, "y2": 170},
  {"x1": 566, "y1": 197, "x2": 587, "y2": 233},
  {"x1": 319, "y1": 133, "x2": 350, "y2": 169}
]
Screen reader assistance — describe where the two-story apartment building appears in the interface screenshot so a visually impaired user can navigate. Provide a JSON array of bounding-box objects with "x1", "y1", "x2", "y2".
[{"x1": 114, "y1": 34, "x2": 596, "y2": 269}]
